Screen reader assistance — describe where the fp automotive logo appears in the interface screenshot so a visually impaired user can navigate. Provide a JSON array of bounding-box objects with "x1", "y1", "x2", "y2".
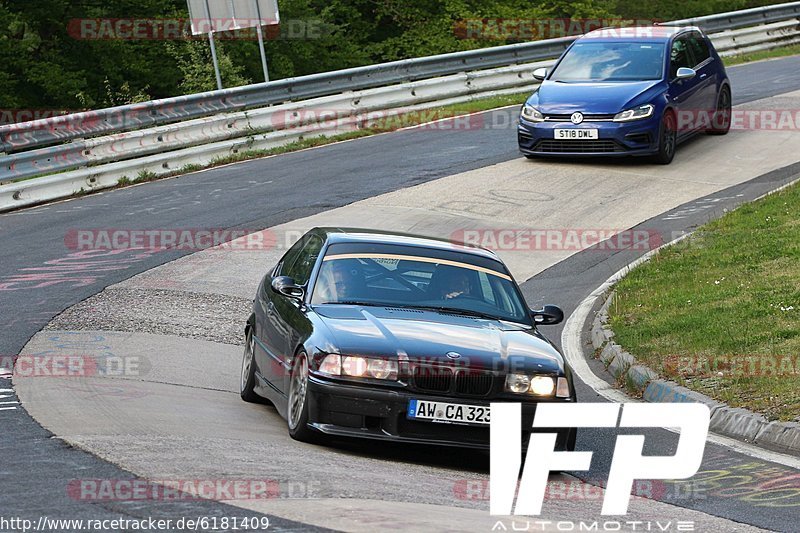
[{"x1": 490, "y1": 403, "x2": 710, "y2": 515}]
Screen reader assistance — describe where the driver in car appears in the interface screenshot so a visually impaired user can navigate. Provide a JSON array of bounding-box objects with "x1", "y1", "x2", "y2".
[
  {"x1": 318, "y1": 259, "x2": 365, "y2": 301},
  {"x1": 428, "y1": 266, "x2": 475, "y2": 300}
]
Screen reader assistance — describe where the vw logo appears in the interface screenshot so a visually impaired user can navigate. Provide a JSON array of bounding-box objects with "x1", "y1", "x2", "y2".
[
  {"x1": 570, "y1": 112, "x2": 584, "y2": 124},
  {"x1": 445, "y1": 351, "x2": 462, "y2": 360}
]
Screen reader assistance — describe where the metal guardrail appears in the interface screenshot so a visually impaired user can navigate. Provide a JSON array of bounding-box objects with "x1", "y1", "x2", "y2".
[
  {"x1": 0, "y1": 35, "x2": 576, "y2": 155},
  {"x1": 667, "y1": 0, "x2": 800, "y2": 33},
  {"x1": 2, "y1": 62, "x2": 546, "y2": 182},
  {"x1": 2, "y1": 1, "x2": 799, "y2": 157},
  {"x1": 1, "y1": 1, "x2": 799, "y2": 211}
]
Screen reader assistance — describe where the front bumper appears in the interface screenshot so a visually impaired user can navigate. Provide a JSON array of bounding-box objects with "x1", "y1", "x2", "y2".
[
  {"x1": 305, "y1": 375, "x2": 575, "y2": 450},
  {"x1": 518, "y1": 116, "x2": 661, "y2": 157}
]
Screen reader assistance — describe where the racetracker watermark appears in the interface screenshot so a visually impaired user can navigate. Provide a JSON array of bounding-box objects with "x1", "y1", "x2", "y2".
[
  {"x1": 267, "y1": 107, "x2": 515, "y2": 132},
  {"x1": 454, "y1": 19, "x2": 661, "y2": 40},
  {"x1": 454, "y1": 478, "x2": 708, "y2": 503},
  {"x1": 491, "y1": 403, "x2": 709, "y2": 515},
  {"x1": 0, "y1": 354, "x2": 146, "y2": 378},
  {"x1": 679, "y1": 108, "x2": 800, "y2": 131},
  {"x1": 67, "y1": 18, "x2": 327, "y2": 40},
  {"x1": 0, "y1": 109, "x2": 75, "y2": 125},
  {"x1": 452, "y1": 229, "x2": 664, "y2": 252},
  {"x1": 64, "y1": 228, "x2": 279, "y2": 252},
  {"x1": 666, "y1": 354, "x2": 800, "y2": 378},
  {"x1": 68, "y1": 479, "x2": 320, "y2": 501}
]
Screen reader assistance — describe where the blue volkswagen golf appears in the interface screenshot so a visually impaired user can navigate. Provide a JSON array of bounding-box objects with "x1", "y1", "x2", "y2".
[{"x1": 518, "y1": 26, "x2": 731, "y2": 164}]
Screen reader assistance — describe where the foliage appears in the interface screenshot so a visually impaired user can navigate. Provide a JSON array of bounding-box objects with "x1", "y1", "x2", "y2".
[
  {"x1": 165, "y1": 40, "x2": 250, "y2": 94},
  {"x1": 0, "y1": 0, "x2": 784, "y2": 112}
]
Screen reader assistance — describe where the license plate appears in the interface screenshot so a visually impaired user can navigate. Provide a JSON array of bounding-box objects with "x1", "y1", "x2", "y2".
[
  {"x1": 554, "y1": 129, "x2": 598, "y2": 139},
  {"x1": 407, "y1": 399, "x2": 490, "y2": 425}
]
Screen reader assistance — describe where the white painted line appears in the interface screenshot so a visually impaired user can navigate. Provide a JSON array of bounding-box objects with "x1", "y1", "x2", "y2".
[
  {"x1": 0, "y1": 407, "x2": 17, "y2": 411},
  {"x1": 0, "y1": 401, "x2": 19, "y2": 405},
  {"x1": 561, "y1": 178, "x2": 800, "y2": 469},
  {"x1": 0, "y1": 389, "x2": 13, "y2": 393}
]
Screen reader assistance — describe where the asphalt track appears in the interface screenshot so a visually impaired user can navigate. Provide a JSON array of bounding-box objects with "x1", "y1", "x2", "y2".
[{"x1": 2, "y1": 55, "x2": 800, "y2": 531}]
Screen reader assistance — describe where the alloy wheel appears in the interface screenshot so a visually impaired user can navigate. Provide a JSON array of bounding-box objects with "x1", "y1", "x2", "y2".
[
  {"x1": 241, "y1": 331, "x2": 254, "y2": 393},
  {"x1": 288, "y1": 354, "x2": 309, "y2": 430}
]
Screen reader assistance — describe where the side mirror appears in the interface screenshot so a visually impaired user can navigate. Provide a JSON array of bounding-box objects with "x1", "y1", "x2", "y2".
[
  {"x1": 271, "y1": 276, "x2": 304, "y2": 301},
  {"x1": 531, "y1": 304, "x2": 564, "y2": 326},
  {"x1": 675, "y1": 67, "x2": 696, "y2": 80},
  {"x1": 533, "y1": 68, "x2": 548, "y2": 81}
]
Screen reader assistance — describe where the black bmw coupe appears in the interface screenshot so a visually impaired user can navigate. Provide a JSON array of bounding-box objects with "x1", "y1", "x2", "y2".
[{"x1": 241, "y1": 228, "x2": 577, "y2": 450}]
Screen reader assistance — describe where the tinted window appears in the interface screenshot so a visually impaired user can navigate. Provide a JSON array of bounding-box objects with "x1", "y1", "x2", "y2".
[
  {"x1": 670, "y1": 37, "x2": 693, "y2": 78},
  {"x1": 687, "y1": 33, "x2": 710, "y2": 66},
  {"x1": 283, "y1": 235, "x2": 323, "y2": 285},
  {"x1": 311, "y1": 244, "x2": 529, "y2": 323},
  {"x1": 276, "y1": 237, "x2": 305, "y2": 277},
  {"x1": 549, "y1": 42, "x2": 665, "y2": 82}
]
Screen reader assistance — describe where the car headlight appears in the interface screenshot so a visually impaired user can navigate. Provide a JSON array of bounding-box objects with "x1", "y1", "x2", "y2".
[
  {"x1": 506, "y1": 373, "x2": 531, "y2": 393},
  {"x1": 521, "y1": 105, "x2": 545, "y2": 123},
  {"x1": 613, "y1": 104, "x2": 654, "y2": 122},
  {"x1": 317, "y1": 354, "x2": 398, "y2": 380},
  {"x1": 505, "y1": 374, "x2": 557, "y2": 396},
  {"x1": 529, "y1": 376, "x2": 555, "y2": 396}
]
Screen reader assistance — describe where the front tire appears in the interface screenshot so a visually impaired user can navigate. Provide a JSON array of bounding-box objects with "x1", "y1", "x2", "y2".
[
  {"x1": 652, "y1": 111, "x2": 677, "y2": 165},
  {"x1": 240, "y1": 328, "x2": 261, "y2": 403},
  {"x1": 287, "y1": 351, "x2": 318, "y2": 443}
]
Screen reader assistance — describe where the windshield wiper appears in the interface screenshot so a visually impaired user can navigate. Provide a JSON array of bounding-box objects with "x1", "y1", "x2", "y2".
[
  {"x1": 404, "y1": 305, "x2": 501, "y2": 321},
  {"x1": 318, "y1": 300, "x2": 389, "y2": 307}
]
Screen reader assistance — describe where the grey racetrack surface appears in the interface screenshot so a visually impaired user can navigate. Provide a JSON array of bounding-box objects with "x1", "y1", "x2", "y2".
[{"x1": 1, "y1": 55, "x2": 800, "y2": 531}]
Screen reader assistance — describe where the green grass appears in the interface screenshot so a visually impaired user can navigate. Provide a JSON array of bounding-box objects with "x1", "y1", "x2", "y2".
[
  {"x1": 207, "y1": 129, "x2": 379, "y2": 167},
  {"x1": 609, "y1": 182, "x2": 800, "y2": 421},
  {"x1": 723, "y1": 43, "x2": 800, "y2": 67}
]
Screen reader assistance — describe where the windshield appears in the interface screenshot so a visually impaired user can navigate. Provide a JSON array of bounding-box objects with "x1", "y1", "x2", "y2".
[
  {"x1": 310, "y1": 246, "x2": 529, "y2": 323},
  {"x1": 549, "y1": 42, "x2": 665, "y2": 82}
]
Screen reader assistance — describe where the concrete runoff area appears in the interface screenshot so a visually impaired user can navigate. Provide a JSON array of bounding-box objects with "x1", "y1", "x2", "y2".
[
  {"x1": 16, "y1": 330, "x2": 766, "y2": 533},
  {"x1": 14, "y1": 91, "x2": 800, "y2": 531}
]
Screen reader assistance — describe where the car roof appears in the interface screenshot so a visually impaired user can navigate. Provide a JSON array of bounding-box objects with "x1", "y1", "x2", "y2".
[
  {"x1": 312, "y1": 227, "x2": 502, "y2": 261},
  {"x1": 580, "y1": 25, "x2": 701, "y2": 43}
]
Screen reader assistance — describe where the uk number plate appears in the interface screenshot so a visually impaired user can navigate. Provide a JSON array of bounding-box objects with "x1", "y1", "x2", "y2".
[{"x1": 554, "y1": 129, "x2": 598, "y2": 139}]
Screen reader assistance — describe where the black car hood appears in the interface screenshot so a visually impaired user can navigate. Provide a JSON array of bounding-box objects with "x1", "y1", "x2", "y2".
[{"x1": 313, "y1": 305, "x2": 564, "y2": 374}]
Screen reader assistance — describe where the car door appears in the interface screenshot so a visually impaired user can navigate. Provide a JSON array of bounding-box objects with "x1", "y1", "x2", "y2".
[
  {"x1": 686, "y1": 31, "x2": 717, "y2": 129},
  {"x1": 253, "y1": 238, "x2": 305, "y2": 395},
  {"x1": 667, "y1": 34, "x2": 704, "y2": 136},
  {"x1": 271, "y1": 233, "x2": 323, "y2": 394}
]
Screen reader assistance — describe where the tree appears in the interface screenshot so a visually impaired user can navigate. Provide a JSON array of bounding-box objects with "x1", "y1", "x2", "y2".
[{"x1": 166, "y1": 39, "x2": 251, "y2": 93}]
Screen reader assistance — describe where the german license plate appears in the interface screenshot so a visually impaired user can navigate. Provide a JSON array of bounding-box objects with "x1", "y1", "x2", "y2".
[
  {"x1": 407, "y1": 399, "x2": 490, "y2": 425},
  {"x1": 554, "y1": 129, "x2": 598, "y2": 139}
]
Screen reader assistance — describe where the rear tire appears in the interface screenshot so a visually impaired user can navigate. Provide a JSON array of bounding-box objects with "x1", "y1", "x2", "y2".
[
  {"x1": 652, "y1": 111, "x2": 677, "y2": 165},
  {"x1": 287, "y1": 351, "x2": 319, "y2": 443},
  {"x1": 708, "y1": 86, "x2": 731, "y2": 135}
]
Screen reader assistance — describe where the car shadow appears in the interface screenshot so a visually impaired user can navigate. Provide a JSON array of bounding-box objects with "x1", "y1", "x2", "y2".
[
  {"x1": 523, "y1": 132, "x2": 710, "y2": 168},
  {"x1": 323, "y1": 436, "x2": 491, "y2": 473}
]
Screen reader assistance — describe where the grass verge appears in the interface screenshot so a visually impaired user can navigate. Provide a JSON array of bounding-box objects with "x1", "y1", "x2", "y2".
[
  {"x1": 609, "y1": 181, "x2": 800, "y2": 421},
  {"x1": 723, "y1": 43, "x2": 800, "y2": 67}
]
